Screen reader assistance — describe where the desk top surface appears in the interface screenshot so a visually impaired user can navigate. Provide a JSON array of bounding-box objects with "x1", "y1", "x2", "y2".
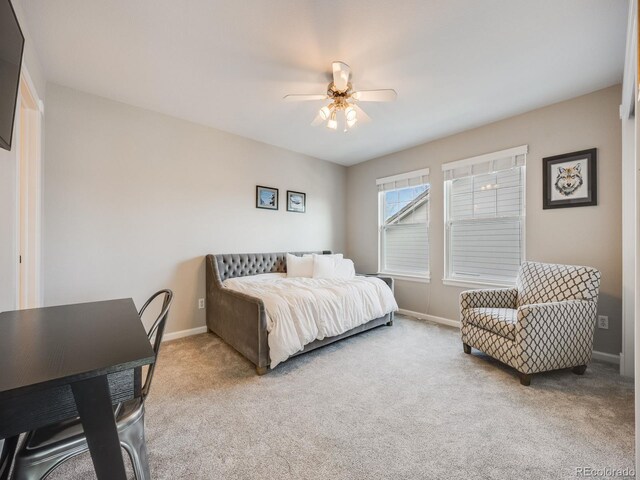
[{"x1": 0, "y1": 299, "x2": 155, "y2": 397}]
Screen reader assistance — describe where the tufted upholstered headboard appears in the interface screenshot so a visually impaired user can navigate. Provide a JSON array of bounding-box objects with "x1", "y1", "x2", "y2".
[{"x1": 210, "y1": 251, "x2": 332, "y2": 283}]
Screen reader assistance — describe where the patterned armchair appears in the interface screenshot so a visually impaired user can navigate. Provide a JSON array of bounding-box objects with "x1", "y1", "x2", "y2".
[{"x1": 460, "y1": 261, "x2": 601, "y2": 386}]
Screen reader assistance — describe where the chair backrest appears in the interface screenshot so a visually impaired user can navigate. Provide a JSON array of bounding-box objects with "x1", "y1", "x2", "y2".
[
  {"x1": 516, "y1": 261, "x2": 600, "y2": 307},
  {"x1": 138, "y1": 289, "x2": 173, "y2": 399}
]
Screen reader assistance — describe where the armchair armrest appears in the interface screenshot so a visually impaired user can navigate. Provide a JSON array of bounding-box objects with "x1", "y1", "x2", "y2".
[
  {"x1": 460, "y1": 288, "x2": 517, "y2": 310},
  {"x1": 515, "y1": 300, "x2": 597, "y2": 374},
  {"x1": 516, "y1": 300, "x2": 597, "y2": 333}
]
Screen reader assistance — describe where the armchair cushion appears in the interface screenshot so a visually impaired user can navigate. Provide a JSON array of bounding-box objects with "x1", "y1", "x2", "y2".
[
  {"x1": 516, "y1": 262, "x2": 600, "y2": 307},
  {"x1": 464, "y1": 307, "x2": 517, "y2": 340}
]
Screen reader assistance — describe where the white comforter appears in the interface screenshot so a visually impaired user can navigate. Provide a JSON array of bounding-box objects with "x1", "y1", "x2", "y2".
[{"x1": 222, "y1": 274, "x2": 398, "y2": 367}]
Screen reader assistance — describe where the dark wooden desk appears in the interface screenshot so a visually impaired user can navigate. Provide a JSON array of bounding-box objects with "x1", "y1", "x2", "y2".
[{"x1": 0, "y1": 299, "x2": 155, "y2": 480}]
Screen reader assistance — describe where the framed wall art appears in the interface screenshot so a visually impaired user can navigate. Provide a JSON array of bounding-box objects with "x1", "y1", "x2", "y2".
[
  {"x1": 542, "y1": 148, "x2": 597, "y2": 209},
  {"x1": 286, "y1": 190, "x2": 306, "y2": 213},
  {"x1": 256, "y1": 185, "x2": 279, "y2": 210}
]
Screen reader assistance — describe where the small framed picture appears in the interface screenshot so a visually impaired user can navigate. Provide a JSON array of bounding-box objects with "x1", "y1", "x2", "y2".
[
  {"x1": 256, "y1": 185, "x2": 278, "y2": 210},
  {"x1": 543, "y1": 148, "x2": 597, "y2": 209},
  {"x1": 286, "y1": 190, "x2": 306, "y2": 213}
]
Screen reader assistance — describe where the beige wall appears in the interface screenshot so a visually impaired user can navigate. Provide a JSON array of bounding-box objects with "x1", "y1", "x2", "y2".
[
  {"x1": 346, "y1": 85, "x2": 622, "y2": 355},
  {"x1": 42, "y1": 83, "x2": 623, "y2": 353},
  {"x1": 43, "y1": 84, "x2": 346, "y2": 334}
]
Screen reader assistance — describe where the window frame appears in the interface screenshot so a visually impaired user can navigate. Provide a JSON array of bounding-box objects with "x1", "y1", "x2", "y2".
[
  {"x1": 443, "y1": 148, "x2": 527, "y2": 287},
  {"x1": 377, "y1": 169, "x2": 431, "y2": 282}
]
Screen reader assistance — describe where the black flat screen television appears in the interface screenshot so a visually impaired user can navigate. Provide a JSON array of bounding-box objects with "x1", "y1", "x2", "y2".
[{"x1": 0, "y1": 0, "x2": 24, "y2": 151}]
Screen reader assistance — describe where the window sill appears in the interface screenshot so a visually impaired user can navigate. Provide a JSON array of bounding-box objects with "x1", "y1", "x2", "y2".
[
  {"x1": 378, "y1": 272, "x2": 431, "y2": 284},
  {"x1": 442, "y1": 278, "x2": 515, "y2": 289}
]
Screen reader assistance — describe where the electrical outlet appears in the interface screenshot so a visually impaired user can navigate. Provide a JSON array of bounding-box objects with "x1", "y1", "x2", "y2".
[
  {"x1": 597, "y1": 315, "x2": 608, "y2": 329},
  {"x1": 198, "y1": 298, "x2": 205, "y2": 309}
]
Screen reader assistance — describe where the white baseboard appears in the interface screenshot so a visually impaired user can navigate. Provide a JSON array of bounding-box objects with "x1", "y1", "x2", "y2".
[
  {"x1": 397, "y1": 309, "x2": 621, "y2": 365},
  {"x1": 592, "y1": 350, "x2": 621, "y2": 365},
  {"x1": 397, "y1": 309, "x2": 461, "y2": 328},
  {"x1": 162, "y1": 325, "x2": 208, "y2": 342}
]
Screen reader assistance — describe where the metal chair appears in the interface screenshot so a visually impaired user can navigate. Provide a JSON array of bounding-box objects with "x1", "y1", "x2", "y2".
[
  {"x1": 12, "y1": 290, "x2": 173, "y2": 480},
  {"x1": 0, "y1": 436, "x2": 18, "y2": 480}
]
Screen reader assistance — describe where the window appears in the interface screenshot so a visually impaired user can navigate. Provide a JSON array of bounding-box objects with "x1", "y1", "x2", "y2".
[
  {"x1": 443, "y1": 146, "x2": 527, "y2": 286},
  {"x1": 377, "y1": 168, "x2": 430, "y2": 279}
]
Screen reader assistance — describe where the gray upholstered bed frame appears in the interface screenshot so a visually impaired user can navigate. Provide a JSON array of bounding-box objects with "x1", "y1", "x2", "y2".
[{"x1": 205, "y1": 251, "x2": 394, "y2": 375}]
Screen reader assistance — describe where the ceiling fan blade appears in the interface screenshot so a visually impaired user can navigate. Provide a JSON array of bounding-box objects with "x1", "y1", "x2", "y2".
[
  {"x1": 352, "y1": 104, "x2": 372, "y2": 123},
  {"x1": 283, "y1": 94, "x2": 327, "y2": 102},
  {"x1": 310, "y1": 113, "x2": 325, "y2": 126},
  {"x1": 351, "y1": 89, "x2": 397, "y2": 102},
  {"x1": 332, "y1": 61, "x2": 351, "y2": 92}
]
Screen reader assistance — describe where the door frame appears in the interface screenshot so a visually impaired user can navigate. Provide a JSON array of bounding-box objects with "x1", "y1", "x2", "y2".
[
  {"x1": 621, "y1": 0, "x2": 637, "y2": 380},
  {"x1": 14, "y1": 64, "x2": 43, "y2": 309}
]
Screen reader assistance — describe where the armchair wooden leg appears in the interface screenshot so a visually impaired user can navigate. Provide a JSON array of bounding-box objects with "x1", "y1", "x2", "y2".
[
  {"x1": 518, "y1": 372, "x2": 532, "y2": 386},
  {"x1": 572, "y1": 365, "x2": 587, "y2": 375},
  {"x1": 256, "y1": 366, "x2": 268, "y2": 376},
  {"x1": 463, "y1": 343, "x2": 471, "y2": 354}
]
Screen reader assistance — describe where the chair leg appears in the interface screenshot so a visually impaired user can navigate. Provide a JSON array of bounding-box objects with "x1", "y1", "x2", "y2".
[
  {"x1": 518, "y1": 372, "x2": 532, "y2": 386},
  {"x1": 572, "y1": 365, "x2": 587, "y2": 375},
  {"x1": 463, "y1": 343, "x2": 471, "y2": 354},
  {"x1": 12, "y1": 443, "x2": 87, "y2": 480},
  {"x1": 120, "y1": 414, "x2": 151, "y2": 480},
  {"x1": 0, "y1": 436, "x2": 18, "y2": 480},
  {"x1": 256, "y1": 366, "x2": 268, "y2": 375}
]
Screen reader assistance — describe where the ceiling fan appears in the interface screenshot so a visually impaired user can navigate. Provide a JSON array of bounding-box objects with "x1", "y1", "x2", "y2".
[{"x1": 283, "y1": 61, "x2": 397, "y2": 132}]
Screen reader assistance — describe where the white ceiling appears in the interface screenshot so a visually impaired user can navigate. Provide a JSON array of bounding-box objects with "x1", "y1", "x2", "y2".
[{"x1": 21, "y1": 0, "x2": 628, "y2": 166}]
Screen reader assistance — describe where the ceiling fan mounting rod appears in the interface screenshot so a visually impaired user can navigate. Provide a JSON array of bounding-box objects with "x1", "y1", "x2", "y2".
[{"x1": 328, "y1": 82, "x2": 353, "y2": 98}]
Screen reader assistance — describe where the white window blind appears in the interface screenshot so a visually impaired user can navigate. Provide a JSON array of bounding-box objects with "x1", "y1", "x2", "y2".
[
  {"x1": 443, "y1": 146, "x2": 527, "y2": 285},
  {"x1": 377, "y1": 169, "x2": 430, "y2": 278}
]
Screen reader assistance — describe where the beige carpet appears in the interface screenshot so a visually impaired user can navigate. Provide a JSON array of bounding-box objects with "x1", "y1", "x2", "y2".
[{"x1": 46, "y1": 315, "x2": 633, "y2": 480}]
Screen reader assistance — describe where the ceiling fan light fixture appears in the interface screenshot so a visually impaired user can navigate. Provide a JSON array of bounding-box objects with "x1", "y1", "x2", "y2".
[
  {"x1": 284, "y1": 61, "x2": 396, "y2": 132},
  {"x1": 319, "y1": 105, "x2": 331, "y2": 120},
  {"x1": 345, "y1": 106, "x2": 357, "y2": 122},
  {"x1": 327, "y1": 110, "x2": 338, "y2": 130}
]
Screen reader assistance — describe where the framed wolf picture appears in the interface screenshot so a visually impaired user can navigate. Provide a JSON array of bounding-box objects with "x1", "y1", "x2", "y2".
[{"x1": 542, "y1": 148, "x2": 597, "y2": 209}]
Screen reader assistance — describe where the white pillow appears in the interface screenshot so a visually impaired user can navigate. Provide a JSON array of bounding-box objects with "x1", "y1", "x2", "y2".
[
  {"x1": 312, "y1": 255, "x2": 337, "y2": 279},
  {"x1": 334, "y1": 259, "x2": 356, "y2": 279},
  {"x1": 286, "y1": 253, "x2": 314, "y2": 278},
  {"x1": 304, "y1": 253, "x2": 343, "y2": 261}
]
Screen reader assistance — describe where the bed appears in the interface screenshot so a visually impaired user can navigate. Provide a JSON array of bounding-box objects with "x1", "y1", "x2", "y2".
[{"x1": 205, "y1": 251, "x2": 396, "y2": 374}]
